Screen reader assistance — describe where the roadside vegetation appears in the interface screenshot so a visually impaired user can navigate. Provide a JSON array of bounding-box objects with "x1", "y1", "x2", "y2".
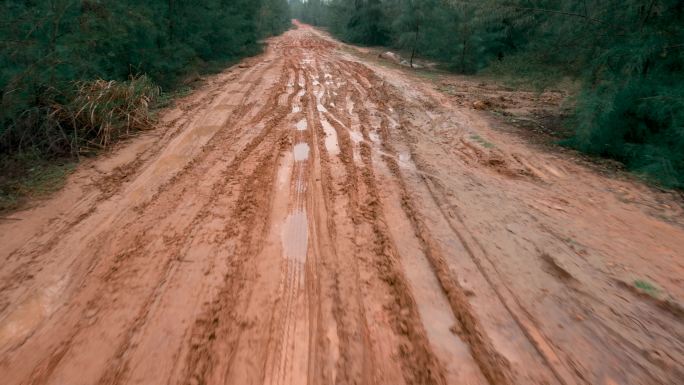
[
  {"x1": 0, "y1": 0, "x2": 290, "y2": 211},
  {"x1": 291, "y1": 0, "x2": 684, "y2": 188}
]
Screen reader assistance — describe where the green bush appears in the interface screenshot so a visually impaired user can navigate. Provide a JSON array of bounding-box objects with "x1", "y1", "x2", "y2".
[
  {"x1": 0, "y1": 0, "x2": 291, "y2": 159},
  {"x1": 56, "y1": 76, "x2": 160, "y2": 152}
]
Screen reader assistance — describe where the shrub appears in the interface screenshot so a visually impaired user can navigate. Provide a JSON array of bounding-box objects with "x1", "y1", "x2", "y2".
[{"x1": 54, "y1": 76, "x2": 160, "y2": 153}]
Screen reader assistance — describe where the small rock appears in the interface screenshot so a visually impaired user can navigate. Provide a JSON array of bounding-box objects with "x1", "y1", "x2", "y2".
[
  {"x1": 473, "y1": 100, "x2": 490, "y2": 110},
  {"x1": 85, "y1": 307, "x2": 98, "y2": 319},
  {"x1": 449, "y1": 324, "x2": 462, "y2": 335}
]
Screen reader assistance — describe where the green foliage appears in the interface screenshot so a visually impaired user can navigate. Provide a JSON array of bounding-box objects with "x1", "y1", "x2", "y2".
[
  {"x1": 290, "y1": 0, "x2": 328, "y2": 27},
  {"x1": 0, "y1": 0, "x2": 290, "y2": 209},
  {"x1": 0, "y1": 0, "x2": 291, "y2": 158},
  {"x1": 634, "y1": 279, "x2": 660, "y2": 297},
  {"x1": 0, "y1": 151, "x2": 75, "y2": 212},
  {"x1": 294, "y1": 0, "x2": 684, "y2": 188},
  {"x1": 54, "y1": 76, "x2": 160, "y2": 152}
]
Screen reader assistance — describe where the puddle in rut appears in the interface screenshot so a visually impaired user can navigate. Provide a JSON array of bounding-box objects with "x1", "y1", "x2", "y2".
[
  {"x1": 314, "y1": 90, "x2": 328, "y2": 113},
  {"x1": 321, "y1": 120, "x2": 340, "y2": 156},
  {"x1": 294, "y1": 143, "x2": 310, "y2": 162},
  {"x1": 295, "y1": 119, "x2": 308, "y2": 131},
  {"x1": 281, "y1": 211, "x2": 308, "y2": 263},
  {"x1": 0, "y1": 276, "x2": 68, "y2": 351},
  {"x1": 369, "y1": 131, "x2": 381, "y2": 145}
]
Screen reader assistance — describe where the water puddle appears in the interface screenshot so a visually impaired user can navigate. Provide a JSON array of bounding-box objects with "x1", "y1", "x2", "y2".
[
  {"x1": 295, "y1": 119, "x2": 308, "y2": 131},
  {"x1": 313, "y1": 90, "x2": 328, "y2": 113},
  {"x1": 369, "y1": 131, "x2": 381, "y2": 145},
  {"x1": 0, "y1": 276, "x2": 68, "y2": 350},
  {"x1": 294, "y1": 143, "x2": 310, "y2": 161},
  {"x1": 321, "y1": 120, "x2": 340, "y2": 156},
  {"x1": 281, "y1": 210, "x2": 308, "y2": 263},
  {"x1": 349, "y1": 131, "x2": 363, "y2": 143}
]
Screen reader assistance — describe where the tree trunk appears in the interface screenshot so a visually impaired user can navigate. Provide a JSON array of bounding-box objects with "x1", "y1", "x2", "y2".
[{"x1": 410, "y1": 23, "x2": 419, "y2": 69}]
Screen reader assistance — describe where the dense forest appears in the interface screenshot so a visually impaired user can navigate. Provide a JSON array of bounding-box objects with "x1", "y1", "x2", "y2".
[
  {"x1": 0, "y1": 0, "x2": 290, "y2": 160},
  {"x1": 291, "y1": 0, "x2": 684, "y2": 188}
]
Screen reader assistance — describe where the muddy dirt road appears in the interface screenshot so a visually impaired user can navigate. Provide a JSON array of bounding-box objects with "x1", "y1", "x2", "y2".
[{"x1": 1, "y1": 24, "x2": 683, "y2": 385}]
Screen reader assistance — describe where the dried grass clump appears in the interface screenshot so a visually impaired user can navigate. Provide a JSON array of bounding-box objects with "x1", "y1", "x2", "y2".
[{"x1": 51, "y1": 75, "x2": 160, "y2": 153}]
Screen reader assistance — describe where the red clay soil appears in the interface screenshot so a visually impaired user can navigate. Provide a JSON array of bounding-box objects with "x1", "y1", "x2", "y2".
[{"x1": 0, "y1": 23, "x2": 682, "y2": 385}]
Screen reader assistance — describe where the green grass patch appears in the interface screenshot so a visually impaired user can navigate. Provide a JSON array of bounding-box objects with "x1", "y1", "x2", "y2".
[
  {"x1": 155, "y1": 86, "x2": 194, "y2": 109},
  {"x1": 0, "y1": 152, "x2": 75, "y2": 212},
  {"x1": 470, "y1": 134, "x2": 495, "y2": 149},
  {"x1": 634, "y1": 279, "x2": 660, "y2": 297}
]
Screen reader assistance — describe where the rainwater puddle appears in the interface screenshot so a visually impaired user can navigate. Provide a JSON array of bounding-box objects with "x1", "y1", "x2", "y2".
[
  {"x1": 349, "y1": 131, "x2": 363, "y2": 143},
  {"x1": 281, "y1": 210, "x2": 308, "y2": 263},
  {"x1": 0, "y1": 276, "x2": 68, "y2": 350},
  {"x1": 294, "y1": 143, "x2": 310, "y2": 161},
  {"x1": 295, "y1": 119, "x2": 308, "y2": 131},
  {"x1": 321, "y1": 120, "x2": 340, "y2": 156},
  {"x1": 314, "y1": 90, "x2": 328, "y2": 113},
  {"x1": 369, "y1": 131, "x2": 381, "y2": 145}
]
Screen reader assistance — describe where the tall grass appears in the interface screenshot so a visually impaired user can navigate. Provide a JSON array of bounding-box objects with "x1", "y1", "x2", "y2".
[
  {"x1": 53, "y1": 76, "x2": 160, "y2": 154},
  {"x1": 0, "y1": 76, "x2": 159, "y2": 158},
  {"x1": 0, "y1": 76, "x2": 159, "y2": 212}
]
